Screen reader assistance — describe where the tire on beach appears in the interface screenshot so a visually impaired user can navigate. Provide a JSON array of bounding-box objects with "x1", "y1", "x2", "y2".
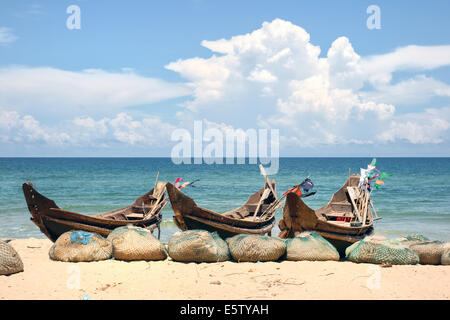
[
  {"x1": 49, "y1": 230, "x2": 112, "y2": 262},
  {"x1": 167, "y1": 230, "x2": 230, "y2": 263},
  {"x1": 409, "y1": 241, "x2": 444, "y2": 265},
  {"x1": 285, "y1": 231, "x2": 339, "y2": 261},
  {"x1": 345, "y1": 238, "x2": 419, "y2": 265},
  {"x1": 0, "y1": 240, "x2": 24, "y2": 275},
  {"x1": 107, "y1": 226, "x2": 167, "y2": 261},
  {"x1": 440, "y1": 243, "x2": 450, "y2": 265},
  {"x1": 226, "y1": 234, "x2": 286, "y2": 262}
]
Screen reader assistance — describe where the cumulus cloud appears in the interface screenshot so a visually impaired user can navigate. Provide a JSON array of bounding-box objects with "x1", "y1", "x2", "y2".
[
  {"x1": 2, "y1": 19, "x2": 450, "y2": 153},
  {"x1": 165, "y1": 19, "x2": 450, "y2": 148},
  {"x1": 0, "y1": 109, "x2": 176, "y2": 148},
  {"x1": 0, "y1": 110, "x2": 71, "y2": 145}
]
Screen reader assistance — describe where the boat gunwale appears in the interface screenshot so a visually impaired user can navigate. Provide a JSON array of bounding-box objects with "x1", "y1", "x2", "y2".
[
  {"x1": 166, "y1": 181, "x2": 278, "y2": 229},
  {"x1": 22, "y1": 182, "x2": 165, "y2": 241}
]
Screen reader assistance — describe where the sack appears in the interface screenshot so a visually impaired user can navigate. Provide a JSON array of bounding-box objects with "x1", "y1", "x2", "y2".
[
  {"x1": 168, "y1": 230, "x2": 230, "y2": 262},
  {"x1": 285, "y1": 231, "x2": 339, "y2": 261},
  {"x1": 49, "y1": 230, "x2": 112, "y2": 262},
  {"x1": 226, "y1": 234, "x2": 286, "y2": 262},
  {"x1": 395, "y1": 234, "x2": 430, "y2": 247},
  {"x1": 441, "y1": 243, "x2": 450, "y2": 265},
  {"x1": 0, "y1": 240, "x2": 24, "y2": 275},
  {"x1": 345, "y1": 238, "x2": 419, "y2": 265},
  {"x1": 409, "y1": 241, "x2": 444, "y2": 265},
  {"x1": 107, "y1": 226, "x2": 167, "y2": 261}
]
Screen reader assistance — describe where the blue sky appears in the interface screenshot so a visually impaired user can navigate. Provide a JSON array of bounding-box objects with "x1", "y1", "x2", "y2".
[{"x1": 1, "y1": 0, "x2": 450, "y2": 156}]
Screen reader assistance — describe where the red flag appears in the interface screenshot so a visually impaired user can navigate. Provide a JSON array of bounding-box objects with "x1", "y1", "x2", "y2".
[{"x1": 283, "y1": 185, "x2": 302, "y2": 197}]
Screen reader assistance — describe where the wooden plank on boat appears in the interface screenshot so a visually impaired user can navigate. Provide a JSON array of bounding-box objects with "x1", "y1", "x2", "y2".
[
  {"x1": 346, "y1": 187, "x2": 361, "y2": 222},
  {"x1": 252, "y1": 188, "x2": 270, "y2": 220},
  {"x1": 185, "y1": 214, "x2": 275, "y2": 235}
]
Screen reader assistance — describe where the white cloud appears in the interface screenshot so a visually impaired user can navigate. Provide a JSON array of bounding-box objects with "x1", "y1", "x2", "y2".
[
  {"x1": 361, "y1": 45, "x2": 450, "y2": 85},
  {"x1": 0, "y1": 66, "x2": 192, "y2": 118},
  {"x1": 0, "y1": 27, "x2": 18, "y2": 44},
  {"x1": 377, "y1": 107, "x2": 450, "y2": 144},
  {"x1": 0, "y1": 110, "x2": 71, "y2": 145},
  {"x1": 164, "y1": 19, "x2": 450, "y2": 148},
  {"x1": 2, "y1": 19, "x2": 450, "y2": 154},
  {"x1": 0, "y1": 109, "x2": 176, "y2": 147},
  {"x1": 361, "y1": 75, "x2": 450, "y2": 106}
]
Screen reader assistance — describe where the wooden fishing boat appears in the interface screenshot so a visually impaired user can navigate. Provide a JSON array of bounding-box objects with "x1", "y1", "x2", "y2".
[
  {"x1": 278, "y1": 174, "x2": 381, "y2": 254},
  {"x1": 22, "y1": 181, "x2": 168, "y2": 242},
  {"x1": 166, "y1": 180, "x2": 278, "y2": 239}
]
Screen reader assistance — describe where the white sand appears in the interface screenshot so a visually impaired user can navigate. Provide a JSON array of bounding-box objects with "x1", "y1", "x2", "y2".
[{"x1": 1, "y1": 238, "x2": 449, "y2": 300}]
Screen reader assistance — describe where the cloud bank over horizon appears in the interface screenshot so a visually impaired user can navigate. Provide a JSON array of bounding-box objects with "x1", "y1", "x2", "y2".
[{"x1": 1, "y1": 19, "x2": 450, "y2": 156}]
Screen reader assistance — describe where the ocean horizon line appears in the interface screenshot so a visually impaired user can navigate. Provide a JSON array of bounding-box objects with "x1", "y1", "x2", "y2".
[{"x1": 1, "y1": 156, "x2": 449, "y2": 159}]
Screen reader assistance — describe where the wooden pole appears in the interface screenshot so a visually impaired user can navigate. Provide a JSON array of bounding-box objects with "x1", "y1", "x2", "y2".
[
  {"x1": 154, "y1": 171, "x2": 160, "y2": 189},
  {"x1": 253, "y1": 188, "x2": 270, "y2": 220},
  {"x1": 361, "y1": 191, "x2": 369, "y2": 225},
  {"x1": 259, "y1": 164, "x2": 277, "y2": 201},
  {"x1": 144, "y1": 184, "x2": 166, "y2": 219}
]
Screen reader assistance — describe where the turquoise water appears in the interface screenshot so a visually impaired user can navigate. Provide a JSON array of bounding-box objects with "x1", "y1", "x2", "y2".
[{"x1": 1, "y1": 157, "x2": 449, "y2": 242}]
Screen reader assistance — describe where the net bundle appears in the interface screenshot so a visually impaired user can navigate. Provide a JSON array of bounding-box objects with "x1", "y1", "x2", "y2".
[
  {"x1": 168, "y1": 230, "x2": 230, "y2": 262},
  {"x1": 409, "y1": 241, "x2": 445, "y2": 265},
  {"x1": 49, "y1": 230, "x2": 112, "y2": 262},
  {"x1": 0, "y1": 240, "x2": 24, "y2": 275},
  {"x1": 345, "y1": 238, "x2": 419, "y2": 265},
  {"x1": 226, "y1": 234, "x2": 286, "y2": 262},
  {"x1": 441, "y1": 243, "x2": 450, "y2": 265},
  {"x1": 285, "y1": 231, "x2": 340, "y2": 261},
  {"x1": 107, "y1": 226, "x2": 167, "y2": 261}
]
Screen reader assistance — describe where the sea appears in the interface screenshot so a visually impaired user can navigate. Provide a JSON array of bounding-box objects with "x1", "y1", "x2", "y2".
[{"x1": 1, "y1": 157, "x2": 449, "y2": 243}]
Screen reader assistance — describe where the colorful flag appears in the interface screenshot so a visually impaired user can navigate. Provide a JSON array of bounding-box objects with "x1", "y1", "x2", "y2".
[
  {"x1": 283, "y1": 185, "x2": 302, "y2": 196},
  {"x1": 367, "y1": 158, "x2": 377, "y2": 170}
]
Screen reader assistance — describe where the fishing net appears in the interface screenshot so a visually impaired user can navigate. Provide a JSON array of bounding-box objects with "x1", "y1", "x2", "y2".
[
  {"x1": 167, "y1": 230, "x2": 230, "y2": 263},
  {"x1": 345, "y1": 238, "x2": 419, "y2": 265},
  {"x1": 107, "y1": 226, "x2": 167, "y2": 261},
  {"x1": 49, "y1": 230, "x2": 112, "y2": 262},
  {"x1": 226, "y1": 234, "x2": 286, "y2": 262},
  {"x1": 0, "y1": 240, "x2": 24, "y2": 275},
  {"x1": 409, "y1": 241, "x2": 445, "y2": 265},
  {"x1": 441, "y1": 243, "x2": 450, "y2": 265},
  {"x1": 285, "y1": 231, "x2": 340, "y2": 261}
]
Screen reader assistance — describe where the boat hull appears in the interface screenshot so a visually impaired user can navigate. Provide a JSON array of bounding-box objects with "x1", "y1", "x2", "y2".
[
  {"x1": 167, "y1": 182, "x2": 277, "y2": 238},
  {"x1": 174, "y1": 215, "x2": 276, "y2": 239},
  {"x1": 23, "y1": 182, "x2": 165, "y2": 242},
  {"x1": 278, "y1": 176, "x2": 376, "y2": 256}
]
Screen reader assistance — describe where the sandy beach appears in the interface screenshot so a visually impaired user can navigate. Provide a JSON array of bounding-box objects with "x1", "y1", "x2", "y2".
[{"x1": 1, "y1": 238, "x2": 449, "y2": 300}]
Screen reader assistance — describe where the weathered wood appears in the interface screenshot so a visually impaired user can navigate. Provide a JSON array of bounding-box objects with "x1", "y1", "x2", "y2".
[
  {"x1": 166, "y1": 180, "x2": 278, "y2": 238},
  {"x1": 22, "y1": 182, "x2": 166, "y2": 242},
  {"x1": 346, "y1": 187, "x2": 361, "y2": 222},
  {"x1": 253, "y1": 188, "x2": 270, "y2": 220},
  {"x1": 278, "y1": 175, "x2": 376, "y2": 253},
  {"x1": 361, "y1": 191, "x2": 369, "y2": 226}
]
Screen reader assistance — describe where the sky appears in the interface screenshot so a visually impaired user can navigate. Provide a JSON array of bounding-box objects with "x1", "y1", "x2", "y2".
[{"x1": 0, "y1": 0, "x2": 450, "y2": 157}]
